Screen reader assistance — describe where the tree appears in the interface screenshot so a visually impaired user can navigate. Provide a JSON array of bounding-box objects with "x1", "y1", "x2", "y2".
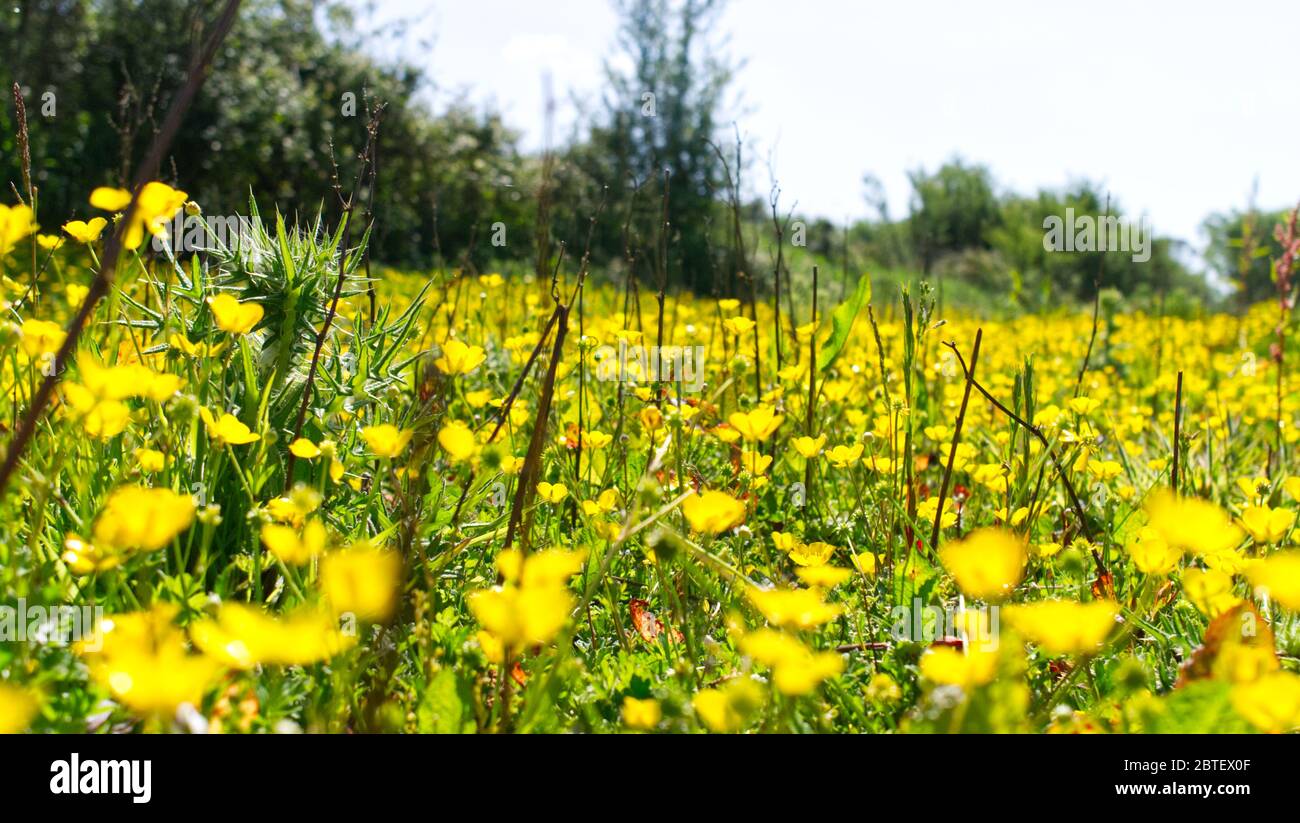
[
  {"x1": 1203, "y1": 204, "x2": 1285, "y2": 307},
  {"x1": 568, "y1": 0, "x2": 735, "y2": 292},
  {"x1": 0, "y1": 0, "x2": 526, "y2": 268},
  {"x1": 907, "y1": 158, "x2": 1001, "y2": 274}
]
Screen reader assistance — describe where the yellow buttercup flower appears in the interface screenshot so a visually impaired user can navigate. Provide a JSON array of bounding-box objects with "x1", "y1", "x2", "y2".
[
  {"x1": 61, "y1": 534, "x2": 122, "y2": 575},
  {"x1": 682, "y1": 489, "x2": 745, "y2": 535},
  {"x1": 80, "y1": 604, "x2": 221, "y2": 717},
  {"x1": 92, "y1": 486, "x2": 195, "y2": 552},
  {"x1": 1004, "y1": 600, "x2": 1118, "y2": 655},
  {"x1": 62, "y1": 389, "x2": 129, "y2": 438},
  {"x1": 712, "y1": 424, "x2": 741, "y2": 444},
  {"x1": 437, "y1": 421, "x2": 476, "y2": 462},
  {"x1": 1237, "y1": 476, "x2": 1270, "y2": 499},
  {"x1": 788, "y1": 540, "x2": 835, "y2": 567},
  {"x1": 723, "y1": 316, "x2": 756, "y2": 336},
  {"x1": 1145, "y1": 491, "x2": 1242, "y2": 556},
  {"x1": 581, "y1": 488, "x2": 620, "y2": 516},
  {"x1": 738, "y1": 628, "x2": 844, "y2": 695},
  {"x1": 134, "y1": 447, "x2": 168, "y2": 473},
  {"x1": 622, "y1": 696, "x2": 662, "y2": 730},
  {"x1": 208, "y1": 293, "x2": 265, "y2": 335},
  {"x1": 65, "y1": 283, "x2": 89, "y2": 308},
  {"x1": 0, "y1": 202, "x2": 38, "y2": 257},
  {"x1": 1067, "y1": 396, "x2": 1101, "y2": 415},
  {"x1": 1231, "y1": 671, "x2": 1300, "y2": 733},
  {"x1": 747, "y1": 586, "x2": 841, "y2": 629},
  {"x1": 361, "y1": 423, "x2": 413, "y2": 458},
  {"x1": 728, "y1": 405, "x2": 784, "y2": 442},
  {"x1": 1182, "y1": 567, "x2": 1240, "y2": 618},
  {"x1": 794, "y1": 565, "x2": 852, "y2": 588},
  {"x1": 939, "y1": 528, "x2": 1026, "y2": 602},
  {"x1": 693, "y1": 677, "x2": 765, "y2": 733},
  {"x1": 582, "y1": 430, "x2": 613, "y2": 449},
  {"x1": 200, "y1": 407, "x2": 260, "y2": 445},
  {"x1": 190, "y1": 603, "x2": 354, "y2": 668},
  {"x1": 1246, "y1": 550, "x2": 1300, "y2": 611},
  {"x1": 826, "y1": 443, "x2": 864, "y2": 468},
  {"x1": 263, "y1": 486, "x2": 323, "y2": 527},
  {"x1": 497, "y1": 547, "x2": 587, "y2": 588},
  {"x1": 89, "y1": 182, "x2": 187, "y2": 249},
  {"x1": 88, "y1": 186, "x2": 132, "y2": 212},
  {"x1": 470, "y1": 584, "x2": 573, "y2": 650},
  {"x1": 1238, "y1": 504, "x2": 1295, "y2": 545},
  {"x1": 917, "y1": 496, "x2": 957, "y2": 530},
  {"x1": 1283, "y1": 476, "x2": 1300, "y2": 504},
  {"x1": 261, "y1": 518, "x2": 327, "y2": 565},
  {"x1": 72, "y1": 357, "x2": 182, "y2": 403},
  {"x1": 289, "y1": 438, "x2": 321, "y2": 459},
  {"x1": 851, "y1": 551, "x2": 878, "y2": 576},
  {"x1": 20, "y1": 318, "x2": 65, "y2": 358},
  {"x1": 739, "y1": 450, "x2": 772, "y2": 476},
  {"x1": 992, "y1": 506, "x2": 1030, "y2": 526},
  {"x1": 434, "y1": 339, "x2": 487, "y2": 375},
  {"x1": 170, "y1": 333, "x2": 225, "y2": 358},
  {"x1": 470, "y1": 549, "x2": 586, "y2": 654},
  {"x1": 920, "y1": 645, "x2": 998, "y2": 687},
  {"x1": 772, "y1": 531, "x2": 799, "y2": 552},
  {"x1": 62, "y1": 217, "x2": 108, "y2": 244},
  {"x1": 320, "y1": 543, "x2": 401, "y2": 622},
  {"x1": 1126, "y1": 526, "x2": 1182, "y2": 575},
  {"x1": 0, "y1": 684, "x2": 38, "y2": 733},
  {"x1": 792, "y1": 434, "x2": 826, "y2": 458},
  {"x1": 536, "y1": 481, "x2": 568, "y2": 504}
]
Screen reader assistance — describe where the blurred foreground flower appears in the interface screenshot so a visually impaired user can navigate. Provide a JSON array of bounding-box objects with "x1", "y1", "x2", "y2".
[
  {"x1": 693, "y1": 677, "x2": 765, "y2": 733},
  {"x1": 361, "y1": 423, "x2": 413, "y2": 459},
  {"x1": 320, "y1": 544, "x2": 401, "y2": 622},
  {"x1": 80, "y1": 604, "x2": 221, "y2": 718},
  {"x1": 939, "y1": 528, "x2": 1025, "y2": 601},
  {"x1": 1004, "y1": 600, "x2": 1118, "y2": 655},
  {"x1": 0, "y1": 684, "x2": 38, "y2": 733},
  {"x1": 191, "y1": 604, "x2": 355, "y2": 668},
  {"x1": 469, "y1": 548, "x2": 586, "y2": 659}
]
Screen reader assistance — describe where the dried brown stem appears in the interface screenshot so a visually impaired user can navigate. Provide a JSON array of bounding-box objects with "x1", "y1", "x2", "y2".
[{"x1": 930, "y1": 328, "x2": 982, "y2": 552}]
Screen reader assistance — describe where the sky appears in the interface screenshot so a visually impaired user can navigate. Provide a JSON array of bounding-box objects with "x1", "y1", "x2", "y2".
[{"x1": 356, "y1": 0, "x2": 1300, "y2": 255}]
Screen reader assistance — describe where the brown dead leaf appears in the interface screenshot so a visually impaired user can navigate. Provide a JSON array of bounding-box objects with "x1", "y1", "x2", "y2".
[{"x1": 1177, "y1": 602, "x2": 1278, "y2": 686}]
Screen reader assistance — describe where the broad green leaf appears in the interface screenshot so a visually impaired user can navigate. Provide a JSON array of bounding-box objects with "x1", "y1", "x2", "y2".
[
  {"x1": 417, "y1": 668, "x2": 474, "y2": 734},
  {"x1": 816, "y1": 273, "x2": 871, "y2": 373}
]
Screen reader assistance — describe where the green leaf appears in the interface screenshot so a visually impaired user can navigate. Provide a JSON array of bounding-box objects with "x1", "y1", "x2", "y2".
[
  {"x1": 275, "y1": 212, "x2": 296, "y2": 286},
  {"x1": 417, "y1": 668, "x2": 474, "y2": 733},
  {"x1": 816, "y1": 273, "x2": 871, "y2": 373}
]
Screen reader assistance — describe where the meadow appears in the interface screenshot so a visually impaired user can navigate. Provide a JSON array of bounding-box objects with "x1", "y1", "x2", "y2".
[{"x1": 2, "y1": 185, "x2": 1299, "y2": 735}]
